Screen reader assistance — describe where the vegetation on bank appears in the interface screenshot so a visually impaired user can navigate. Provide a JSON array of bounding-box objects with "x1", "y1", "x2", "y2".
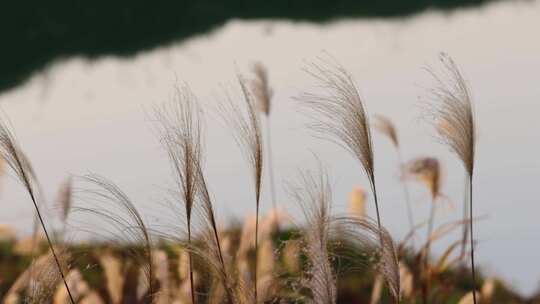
[{"x1": 0, "y1": 54, "x2": 532, "y2": 303}]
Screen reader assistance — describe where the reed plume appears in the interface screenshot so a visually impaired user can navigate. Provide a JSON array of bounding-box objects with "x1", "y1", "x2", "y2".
[
  {"x1": 248, "y1": 62, "x2": 280, "y2": 231},
  {"x1": 373, "y1": 115, "x2": 415, "y2": 240},
  {"x1": 298, "y1": 58, "x2": 384, "y2": 243},
  {"x1": 154, "y1": 83, "x2": 202, "y2": 304},
  {"x1": 56, "y1": 177, "x2": 72, "y2": 239},
  {"x1": 221, "y1": 74, "x2": 264, "y2": 302},
  {"x1": 0, "y1": 116, "x2": 75, "y2": 304},
  {"x1": 287, "y1": 166, "x2": 336, "y2": 304},
  {"x1": 404, "y1": 156, "x2": 441, "y2": 303},
  {"x1": 425, "y1": 52, "x2": 477, "y2": 303},
  {"x1": 74, "y1": 174, "x2": 154, "y2": 301},
  {"x1": 250, "y1": 62, "x2": 272, "y2": 116}
]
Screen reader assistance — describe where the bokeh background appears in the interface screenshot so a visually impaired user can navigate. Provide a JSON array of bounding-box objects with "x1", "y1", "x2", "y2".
[{"x1": 0, "y1": 0, "x2": 538, "y2": 296}]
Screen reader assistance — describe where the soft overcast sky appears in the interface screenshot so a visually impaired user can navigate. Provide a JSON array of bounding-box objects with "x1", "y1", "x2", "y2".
[{"x1": 0, "y1": 0, "x2": 539, "y2": 295}]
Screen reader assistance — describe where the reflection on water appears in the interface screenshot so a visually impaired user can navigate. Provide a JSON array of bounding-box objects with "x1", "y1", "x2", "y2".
[
  {"x1": 0, "y1": 0, "x2": 539, "y2": 295},
  {"x1": 1, "y1": 0, "x2": 497, "y2": 93}
]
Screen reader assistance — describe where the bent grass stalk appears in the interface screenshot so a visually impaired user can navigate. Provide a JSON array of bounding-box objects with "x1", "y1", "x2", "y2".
[{"x1": 298, "y1": 58, "x2": 385, "y2": 249}]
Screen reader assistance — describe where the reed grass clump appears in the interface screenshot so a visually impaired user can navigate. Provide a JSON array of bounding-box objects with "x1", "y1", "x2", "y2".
[{"x1": 0, "y1": 53, "x2": 502, "y2": 304}]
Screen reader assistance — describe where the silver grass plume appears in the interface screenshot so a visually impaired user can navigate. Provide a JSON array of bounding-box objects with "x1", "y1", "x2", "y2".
[
  {"x1": 298, "y1": 58, "x2": 384, "y2": 244},
  {"x1": 250, "y1": 62, "x2": 273, "y2": 116},
  {"x1": 426, "y1": 53, "x2": 475, "y2": 177},
  {"x1": 221, "y1": 74, "x2": 264, "y2": 302},
  {"x1": 287, "y1": 166, "x2": 336, "y2": 304},
  {"x1": 57, "y1": 177, "x2": 73, "y2": 237},
  {"x1": 74, "y1": 174, "x2": 154, "y2": 301},
  {"x1": 0, "y1": 116, "x2": 75, "y2": 304},
  {"x1": 155, "y1": 83, "x2": 202, "y2": 304},
  {"x1": 425, "y1": 52, "x2": 477, "y2": 303},
  {"x1": 248, "y1": 62, "x2": 279, "y2": 230},
  {"x1": 373, "y1": 115, "x2": 398, "y2": 148}
]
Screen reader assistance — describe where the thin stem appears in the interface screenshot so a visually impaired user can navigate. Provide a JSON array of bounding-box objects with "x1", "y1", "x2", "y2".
[
  {"x1": 371, "y1": 181, "x2": 385, "y2": 251},
  {"x1": 146, "y1": 237, "x2": 154, "y2": 301},
  {"x1": 188, "y1": 223, "x2": 196, "y2": 304},
  {"x1": 254, "y1": 203, "x2": 259, "y2": 303},
  {"x1": 423, "y1": 197, "x2": 436, "y2": 304},
  {"x1": 265, "y1": 117, "x2": 280, "y2": 231},
  {"x1": 460, "y1": 173, "x2": 470, "y2": 258},
  {"x1": 469, "y1": 177, "x2": 477, "y2": 304}
]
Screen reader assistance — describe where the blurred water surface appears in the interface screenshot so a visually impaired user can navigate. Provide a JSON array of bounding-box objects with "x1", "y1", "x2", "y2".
[{"x1": 0, "y1": 0, "x2": 539, "y2": 295}]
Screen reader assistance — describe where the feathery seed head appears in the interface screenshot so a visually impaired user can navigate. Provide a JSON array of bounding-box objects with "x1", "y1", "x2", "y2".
[
  {"x1": 426, "y1": 53, "x2": 476, "y2": 177},
  {"x1": 405, "y1": 157, "x2": 441, "y2": 200},
  {"x1": 250, "y1": 62, "x2": 273, "y2": 116},
  {"x1": 373, "y1": 115, "x2": 399, "y2": 148}
]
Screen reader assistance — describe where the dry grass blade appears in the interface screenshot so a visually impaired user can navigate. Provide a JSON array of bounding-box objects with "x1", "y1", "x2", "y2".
[
  {"x1": 74, "y1": 174, "x2": 154, "y2": 301},
  {"x1": 220, "y1": 74, "x2": 264, "y2": 301},
  {"x1": 0, "y1": 116, "x2": 75, "y2": 304},
  {"x1": 57, "y1": 177, "x2": 73, "y2": 224},
  {"x1": 404, "y1": 157, "x2": 441, "y2": 200},
  {"x1": 154, "y1": 82, "x2": 202, "y2": 304},
  {"x1": 332, "y1": 216, "x2": 400, "y2": 303},
  {"x1": 249, "y1": 62, "x2": 273, "y2": 116},
  {"x1": 373, "y1": 115, "x2": 399, "y2": 148},
  {"x1": 287, "y1": 166, "x2": 336, "y2": 304}
]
